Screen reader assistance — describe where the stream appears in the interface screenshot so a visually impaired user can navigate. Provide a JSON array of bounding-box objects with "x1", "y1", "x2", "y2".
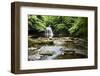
[{"x1": 28, "y1": 38, "x2": 87, "y2": 61}]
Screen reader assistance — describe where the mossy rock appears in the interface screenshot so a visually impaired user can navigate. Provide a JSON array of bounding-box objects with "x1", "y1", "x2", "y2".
[{"x1": 28, "y1": 38, "x2": 54, "y2": 47}]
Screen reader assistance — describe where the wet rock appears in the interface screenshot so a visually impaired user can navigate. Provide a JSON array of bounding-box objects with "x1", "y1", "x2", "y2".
[
  {"x1": 28, "y1": 47, "x2": 37, "y2": 51},
  {"x1": 39, "y1": 50, "x2": 54, "y2": 56},
  {"x1": 54, "y1": 40, "x2": 65, "y2": 45},
  {"x1": 28, "y1": 54, "x2": 42, "y2": 60}
]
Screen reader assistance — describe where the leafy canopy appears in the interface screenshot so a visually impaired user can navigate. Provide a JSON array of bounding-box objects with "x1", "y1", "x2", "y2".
[{"x1": 28, "y1": 15, "x2": 88, "y2": 39}]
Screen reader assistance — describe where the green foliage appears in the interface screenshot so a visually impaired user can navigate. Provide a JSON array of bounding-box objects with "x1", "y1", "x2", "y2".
[
  {"x1": 28, "y1": 15, "x2": 46, "y2": 32},
  {"x1": 69, "y1": 17, "x2": 88, "y2": 39},
  {"x1": 28, "y1": 15, "x2": 88, "y2": 39}
]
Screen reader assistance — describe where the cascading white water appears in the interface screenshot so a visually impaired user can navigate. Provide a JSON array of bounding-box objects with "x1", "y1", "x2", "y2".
[
  {"x1": 37, "y1": 45, "x2": 63, "y2": 60},
  {"x1": 45, "y1": 25, "x2": 53, "y2": 38}
]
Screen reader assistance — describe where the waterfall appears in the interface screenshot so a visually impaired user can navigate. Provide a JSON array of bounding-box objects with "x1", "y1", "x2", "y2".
[{"x1": 45, "y1": 25, "x2": 53, "y2": 39}]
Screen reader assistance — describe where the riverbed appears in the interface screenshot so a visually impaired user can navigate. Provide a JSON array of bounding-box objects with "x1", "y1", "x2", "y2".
[{"x1": 28, "y1": 37, "x2": 88, "y2": 61}]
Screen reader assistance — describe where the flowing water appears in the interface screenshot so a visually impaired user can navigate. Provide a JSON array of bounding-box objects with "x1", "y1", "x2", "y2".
[{"x1": 28, "y1": 39, "x2": 87, "y2": 61}]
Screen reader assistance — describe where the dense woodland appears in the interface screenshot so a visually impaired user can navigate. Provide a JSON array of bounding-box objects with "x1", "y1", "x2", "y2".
[{"x1": 28, "y1": 15, "x2": 88, "y2": 39}]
